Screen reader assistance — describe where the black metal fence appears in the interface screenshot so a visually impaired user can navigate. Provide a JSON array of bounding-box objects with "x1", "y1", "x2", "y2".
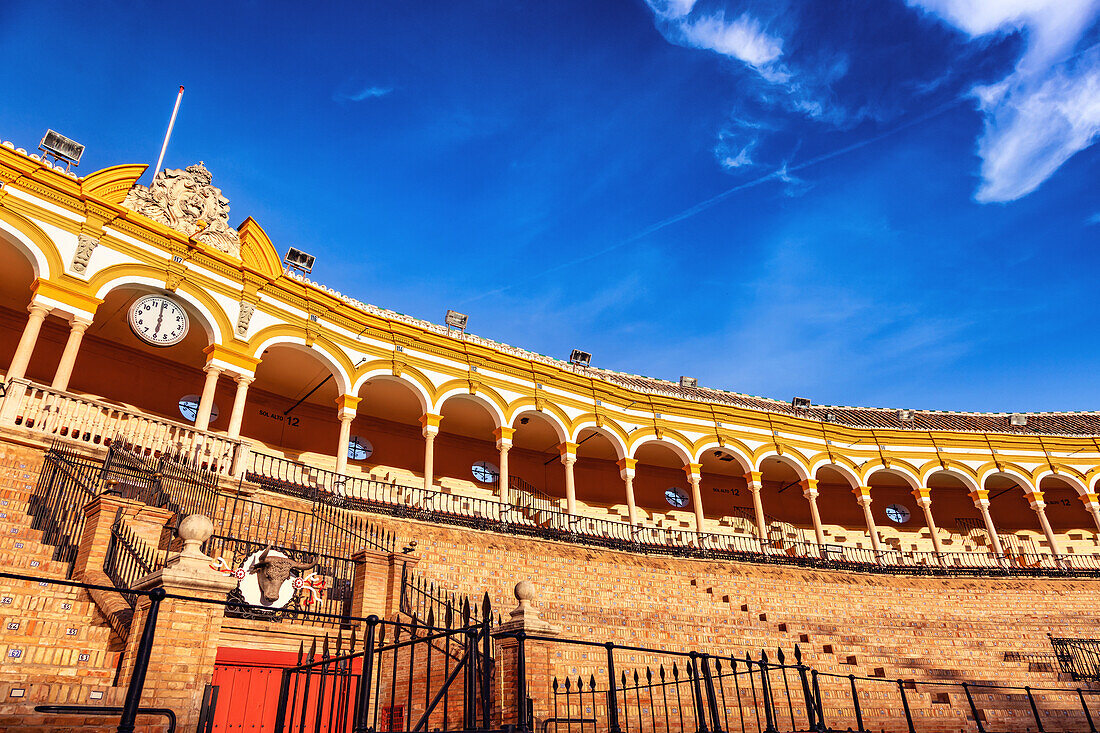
[
  {"x1": 400, "y1": 562, "x2": 494, "y2": 627},
  {"x1": 1051, "y1": 637, "x2": 1100, "y2": 683},
  {"x1": 248, "y1": 452, "x2": 1100, "y2": 579},
  {"x1": 103, "y1": 509, "x2": 161, "y2": 608},
  {"x1": 27, "y1": 443, "x2": 102, "y2": 574}
]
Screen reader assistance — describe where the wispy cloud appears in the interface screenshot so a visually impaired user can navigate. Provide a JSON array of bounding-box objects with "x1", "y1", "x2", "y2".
[
  {"x1": 333, "y1": 85, "x2": 393, "y2": 102},
  {"x1": 1088, "y1": 211, "x2": 1100, "y2": 225},
  {"x1": 906, "y1": 0, "x2": 1100, "y2": 202}
]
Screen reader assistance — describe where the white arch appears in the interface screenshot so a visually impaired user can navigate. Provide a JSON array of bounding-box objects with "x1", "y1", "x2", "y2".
[
  {"x1": 0, "y1": 221, "x2": 49, "y2": 279},
  {"x1": 572, "y1": 424, "x2": 628, "y2": 461},
  {"x1": 810, "y1": 460, "x2": 860, "y2": 488},
  {"x1": 629, "y1": 436, "x2": 694, "y2": 466},
  {"x1": 754, "y1": 451, "x2": 810, "y2": 481},
  {"x1": 510, "y1": 408, "x2": 568, "y2": 444},
  {"x1": 253, "y1": 336, "x2": 351, "y2": 395},
  {"x1": 979, "y1": 468, "x2": 1035, "y2": 492},
  {"x1": 864, "y1": 465, "x2": 921, "y2": 489},
  {"x1": 94, "y1": 276, "x2": 220, "y2": 343},
  {"x1": 923, "y1": 468, "x2": 980, "y2": 493},
  {"x1": 353, "y1": 369, "x2": 431, "y2": 413},
  {"x1": 1035, "y1": 470, "x2": 1089, "y2": 496},
  {"x1": 434, "y1": 389, "x2": 506, "y2": 430},
  {"x1": 694, "y1": 443, "x2": 753, "y2": 472}
]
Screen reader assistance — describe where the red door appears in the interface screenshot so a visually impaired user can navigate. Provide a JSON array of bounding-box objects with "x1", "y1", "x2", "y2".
[{"x1": 210, "y1": 647, "x2": 303, "y2": 732}]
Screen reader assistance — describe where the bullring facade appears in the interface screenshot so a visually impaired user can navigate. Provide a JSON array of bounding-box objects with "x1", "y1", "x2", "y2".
[{"x1": 1, "y1": 138, "x2": 1099, "y2": 732}]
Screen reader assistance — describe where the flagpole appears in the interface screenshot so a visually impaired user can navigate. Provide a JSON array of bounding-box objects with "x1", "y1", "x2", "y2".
[{"x1": 151, "y1": 86, "x2": 184, "y2": 183}]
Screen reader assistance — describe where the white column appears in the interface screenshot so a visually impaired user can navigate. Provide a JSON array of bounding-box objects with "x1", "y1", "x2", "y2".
[
  {"x1": 801, "y1": 479, "x2": 826, "y2": 546},
  {"x1": 495, "y1": 427, "x2": 514, "y2": 504},
  {"x1": 226, "y1": 374, "x2": 254, "y2": 439},
  {"x1": 560, "y1": 442, "x2": 578, "y2": 515},
  {"x1": 970, "y1": 489, "x2": 1005, "y2": 556},
  {"x1": 854, "y1": 486, "x2": 883, "y2": 556},
  {"x1": 51, "y1": 315, "x2": 93, "y2": 391},
  {"x1": 913, "y1": 488, "x2": 946, "y2": 563},
  {"x1": 1026, "y1": 491, "x2": 1063, "y2": 556},
  {"x1": 1080, "y1": 493, "x2": 1100, "y2": 538},
  {"x1": 420, "y1": 413, "x2": 441, "y2": 491},
  {"x1": 685, "y1": 463, "x2": 704, "y2": 534},
  {"x1": 745, "y1": 471, "x2": 769, "y2": 543},
  {"x1": 335, "y1": 411, "x2": 355, "y2": 475},
  {"x1": 618, "y1": 458, "x2": 639, "y2": 525},
  {"x1": 193, "y1": 365, "x2": 223, "y2": 432},
  {"x1": 6, "y1": 303, "x2": 50, "y2": 381}
]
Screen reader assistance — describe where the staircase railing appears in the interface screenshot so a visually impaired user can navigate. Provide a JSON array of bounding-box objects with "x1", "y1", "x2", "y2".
[
  {"x1": 1050, "y1": 637, "x2": 1100, "y2": 681},
  {"x1": 27, "y1": 443, "x2": 103, "y2": 576},
  {"x1": 102, "y1": 510, "x2": 163, "y2": 608}
]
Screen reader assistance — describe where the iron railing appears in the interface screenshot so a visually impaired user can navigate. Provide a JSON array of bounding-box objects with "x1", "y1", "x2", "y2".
[
  {"x1": 248, "y1": 452, "x2": 1100, "y2": 579},
  {"x1": 400, "y1": 562, "x2": 492, "y2": 626},
  {"x1": 27, "y1": 443, "x2": 102, "y2": 574},
  {"x1": 103, "y1": 510, "x2": 162, "y2": 608}
]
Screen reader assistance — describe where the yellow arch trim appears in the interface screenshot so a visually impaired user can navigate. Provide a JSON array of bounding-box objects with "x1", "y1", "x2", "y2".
[
  {"x1": 432, "y1": 379, "x2": 510, "y2": 417},
  {"x1": 80, "y1": 164, "x2": 147, "y2": 205},
  {"x1": 355, "y1": 360, "x2": 437, "y2": 403},
  {"x1": 691, "y1": 435, "x2": 755, "y2": 467},
  {"x1": 860, "y1": 458, "x2": 921, "y2": 485},
  {"x1": 0, "y1": 204, "x2": 65, "y2": 278},
  {"x1": 504, "y1": 397, "x2": 572, "y2": 432},
  {"x1": 87, "y1": 263, "x2": 234, "y2": 343},
  {"x1": 246, "y1": 325, "x2": 355, "y2": 391},
  {"x1": 919, "y1": 460, "x2": 980, "y2": 485},
  {"x1": 571, "y1": 414, "x2": 631, "y2": 447},
  {"x1": 237, "y1": 217, "x2": 284, "y2": 280}
]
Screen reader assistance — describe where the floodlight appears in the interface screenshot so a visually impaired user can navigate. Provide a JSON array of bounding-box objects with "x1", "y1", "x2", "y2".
[
  {"x1": 1009, "y1": 413, "x2": 1028, "y2": 427},
  {"x1": 679, "y1": 376, "x2": 698, "y2": 388},
  {"x1": 284, "y1": 247, "x2": 316, "y2": 274},
  {"x1": 445, "y1": 310, "x2": 468, "y2": 330},
  {"x1": 792, "y1": 397, "x2": 811, "y2": 409},
  {"x1": 824, "y1": 412, "x2": 836, "y2": 422},
  {"x1": 569, "y1": 349, "x2": 592, "y2": 367},
  {"x1": 38, "y1": 129, "x2": 84, "y2": 169},
  {"x1": 898, "y1": 409, "x2": 915, "y2": 422}
]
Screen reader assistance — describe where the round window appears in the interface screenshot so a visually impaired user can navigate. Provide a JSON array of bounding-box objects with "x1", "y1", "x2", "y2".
[
  {"x1": 178, "y1": 395, "x2": 218, "y2": 424},
  {"x1": 471, "y1": 461, "x2": 500, "y2": 484},
  {"x1": 665, "y1": 487, "x2": 689, "y2": 508},
  {"x1": 885, "y1": 504, "x2": 911, "y2": 524},
  {"x1": 348, "y1": 436, "x2": 374, "y2": 461}
]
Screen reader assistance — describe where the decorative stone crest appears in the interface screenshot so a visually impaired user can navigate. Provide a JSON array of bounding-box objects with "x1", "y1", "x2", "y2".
[
  {"x1": 70, "y1": 233, "x2": 99, "y2": 274},
  {"x1": 122, "y1": 162, "x2": 241, "y2": 258},
  {"x1": 236, "y1": 300, "x2": 255, "y2": 337}
]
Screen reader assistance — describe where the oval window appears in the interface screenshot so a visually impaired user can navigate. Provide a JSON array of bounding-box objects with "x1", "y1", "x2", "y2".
[
  {"x1": 471, "y1": 461, "x2": 500, "y2": 484},
  {"x1": 348, "y1": 436, "x2": 374, "y2": 461},
  {"x1": 178, "y1": 394, "x2": 218, "y2": 424},
  {"x1": 665, "y1": 487, "x2": 689, "y2": 508},
  {"x1": 885, "y1": 504, "x2": 911, "y2": 524}
]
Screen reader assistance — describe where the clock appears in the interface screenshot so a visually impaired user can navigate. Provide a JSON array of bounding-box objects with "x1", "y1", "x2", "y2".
[
  {"x1": 128, "y1": 294, "x2": 189, "y2": 347},
  {"x1": 885, "y1": 504, "x2": 911, "y2": 524}
]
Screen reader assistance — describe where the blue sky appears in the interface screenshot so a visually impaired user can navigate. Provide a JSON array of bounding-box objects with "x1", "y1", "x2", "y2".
[{"x1": 2, "y1": 1, "x2": 1099, "y2": 413}]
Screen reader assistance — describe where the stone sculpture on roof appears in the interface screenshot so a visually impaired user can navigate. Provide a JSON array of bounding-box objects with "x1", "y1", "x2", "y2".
[{"x1": 122, "y1": 162, "x2": 241, "y2": 258}]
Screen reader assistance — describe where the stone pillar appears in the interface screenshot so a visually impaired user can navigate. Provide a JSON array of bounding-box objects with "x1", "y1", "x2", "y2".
[
  {"x1": 1025, "y1": 491, "x2": 1063, "y2": 556},
  {"x1": 120, "y1": 515, "x2": 238, "y2": 733},
  {"x1": 193, "y1": 364, "x2": 223, "y2": 432},
  {"x1": 969, "y1": 488, "x2": 1005, "y2": 556},
  {"x1": 420, "y1": 413, "x2": 442, "y2": 490},
  {"x1": 801, "y1": 479, "x2": 826, "y2": 546},
  {"x1": 912, "y1": 488, "x2": 946, "y2": 562},
  {"x1": 6, "y1": 302, "x2": 50, "y2": 382},
  {"x1": 559, "y1": 442, "x2": 578, "y2": 515},
  {"x1": 334, "y1": 394, "x2": 360, "y2": 476},
  {"x1": 853, "y1": 486, "x2": 882, "y2": 556},
  {"x1": 351, "y1": 548, "x2": 413, "y2": 619},
  {"x1": 495, "y1": 581, "x2": 563, "y2": 729},
  {"x1": 226, "y1": 374, "x2": 254, "y2": 439},
  {"x1": 745, "y1": 471, "x2": 769, "y2": 543},
  {"x1": 51, "y1": 315, "x2": 93, "y2": 391},
  {"x1": 617, "y1": 457, "x2": 639, "y2": 525},
  {"x1": 1079, "y1": 493, "x2": 1100, "y2": 537},
  {"x1": 72, "y1": 495, "x2": 175, "y2": 582},
  {"x1": 495, "y1": 427, "x2": 515, "y2": 504},
  {"x1": 685, "y1": 463, "x2": 705, "y2": 533}
]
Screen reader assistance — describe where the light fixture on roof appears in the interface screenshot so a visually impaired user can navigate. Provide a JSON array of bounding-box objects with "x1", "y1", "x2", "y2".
[
  {"x1": 792, "y1": 397, "x2": 811, "y2": 410},
  {"x1": 284, "y1": 247, "x2": 316, "y2": 274},
  {"x1": 1009, "y1": 413, "x2": 1028, "y2": 427},
  {"x1": 569, "y1": 349, "x2": 592, "y2": 367},
  {"x1": 445, "y1": 309, "x2": 468, "y2": 331},
  {"x1": 898, "y1": 409, "x2": 915, "y2": 422},
  {"x1": 824, "y1": 411, "x2": 836, "y2": 422},
  {"x1": 679, "y1": 376, "x2": 698, "y2": 388},
  {"x1": 38, "y1": 129, "x2": 84, "y2": 170}
]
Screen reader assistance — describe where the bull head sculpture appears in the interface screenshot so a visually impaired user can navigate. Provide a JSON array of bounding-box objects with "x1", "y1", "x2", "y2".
[{"x1": 248, "y1": 546, "x2": 317, "y2": 606}]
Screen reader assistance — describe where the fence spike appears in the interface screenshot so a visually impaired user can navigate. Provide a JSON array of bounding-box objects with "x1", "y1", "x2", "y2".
[
  {"x1": 777, "y1": 647, "x2": 785, "y2": 664},
  {"x1": 308, "y1": 637, "x2": 317, "y2": 663},
  {"x1": 672, "y1": 663, "x2": 679, "y2": 680},
  {"x1": 591, "y1": 674, "x2": 597, "y2": 690},
  {"x1": 335, "y1": 631, "x2": 343, "y2": 657},
  {"x1": 322, "y1": 634, "x2": 330, "y2": 660},
  {"x1": 427, "y1": 606, "x2": 435, "y2": 629},
  {"x1": 794, "y1": 644, "x2": 803, "y2": 664},
  {"x1": 462, "y1": 597, "x2": 471, "y2": 625},
  {"x1": 445, "y1": 600, "x2": 454, "y2": 629},
  {"x1": 482, "y1": 591, "x2": 491, "y2": 621},
  {"x1": 565, "y1": 677, "x2": 571, "y2": 692},
  {"x1": 659, "y1": 665, "x2": 666, "y2": 682},
  {"x1": 553, "y1": 678, "x2": 559, "y2": 692},
  {"x1": 634, "y1": 669, "x2": 639, "y2": 684},
  {"x1": 761, "y1": 649, "x2": 769, "y2": 664},
  {"x1": 647, "y1": 667, "x2": 653, "y2": 682},
  {"x1": 714, "y1": 658, "x2": 722, "y2": 674},
  {"x1": 621, "y1": 670, "x2": 627, "y2": 687},
  {"x1": 577, "y1": 675, "x2": 584, "y2": 691},
  {"x1": 377, "y1": 623, "x2": 387, "y2": 644},
  {"x1": 296, "y1": 640, "x2": 304, "y2": 666}
]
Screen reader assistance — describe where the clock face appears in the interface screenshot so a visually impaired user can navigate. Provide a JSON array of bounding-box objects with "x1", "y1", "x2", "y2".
[
  {"x1": 128, "y1": 294, "x2": 189, "y2": 347},
  {"x1": 885, "y1": 504, "x2": 911, "y2": 524}
]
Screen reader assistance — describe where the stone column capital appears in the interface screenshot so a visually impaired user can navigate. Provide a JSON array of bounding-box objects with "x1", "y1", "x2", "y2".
[
  {"x1": 853, "y1": 485, "x2": 873, "y2": 502},
  {"x1": 1080, "y1": 492, "x2": 1100, "y2": 509},
  {"x1": 617, "y1": 457, "x2": 637, "y2": 478},
  {"x1": 684, "y1": 463, "x2": 703, "y2": 481},
  {"x1": 494, "y1": 426, "x2": 516, "y2": 443},
  {"x1": 202, "y1": 363, "x2": 224, "y2": 376},
  {"x1": 1024, "y1": 491, "x2": 1046, "y2": 510},
  {"x1": 744, "y1": 471, "x2": 763, "y2": 489},
  {"x1": 420, "y1": 412, "x2": 442, "y2": 436},
  {"x1": 68, "y1": 314, "x2": 94, "y2": 330},
  {"x1": 969, "y1": 488, "x2": 991, "y2": 506},
  {"x1": 26, "y1": 302, "x2": 51, "y2": 318},
  {"x1": 559, "y1": 442, "x2": 578, "y2": 463},
  {"x1": 234, "y1": 373, "x2": 255, "y2": 386}
]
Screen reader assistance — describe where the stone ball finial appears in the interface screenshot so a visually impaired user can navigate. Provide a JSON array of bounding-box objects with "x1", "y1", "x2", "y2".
[
  {"x1": 178, "y1": 514, "x2": 214, "y2": 544},
  {"x1": 514, "y1": 580, "x2": 536, "y2": 604}
]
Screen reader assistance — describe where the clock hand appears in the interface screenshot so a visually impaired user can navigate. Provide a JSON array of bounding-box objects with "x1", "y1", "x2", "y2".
[{"x1": 153, "y1": 301, "x2": 165, "y2": 336}]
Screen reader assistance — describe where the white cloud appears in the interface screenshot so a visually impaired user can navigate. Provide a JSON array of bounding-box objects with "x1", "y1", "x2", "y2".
[
  {"x1": 334, "y1": 85, "x2": 393, "y2": 102},
  {"x1": 678, "y1": 12, "x2": 784, "y2": 68},
  {"x1": 646, "y1": 0, "x2": 698, "y2": 20},
  {"x1": 907, "y1": 0, "x2": 1100, "y2": 202}
]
